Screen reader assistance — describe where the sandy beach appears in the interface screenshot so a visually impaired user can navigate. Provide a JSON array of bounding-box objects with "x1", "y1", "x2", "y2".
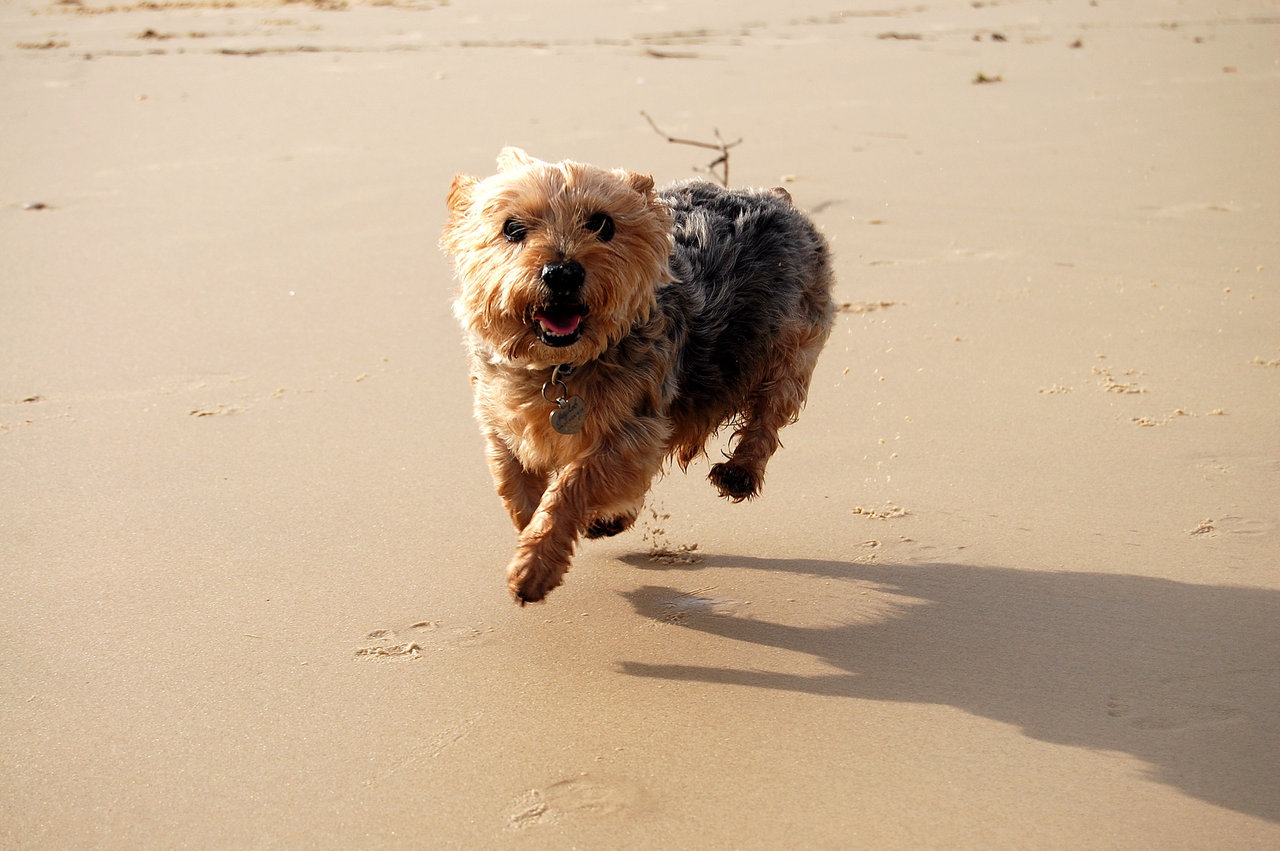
[{"x1": 3, "y1": 0, "x2": 1278, "y2": 846}]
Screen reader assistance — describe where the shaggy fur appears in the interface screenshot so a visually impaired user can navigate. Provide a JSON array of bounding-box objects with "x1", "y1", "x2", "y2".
[{"x1": 441, "y1": 148, "x2": 834, "y2": 604}]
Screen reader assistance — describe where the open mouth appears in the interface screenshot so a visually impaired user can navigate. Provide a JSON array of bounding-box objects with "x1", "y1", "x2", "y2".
[{"x1": 533, "y1": 302, "x2": 589, "y2": 347}]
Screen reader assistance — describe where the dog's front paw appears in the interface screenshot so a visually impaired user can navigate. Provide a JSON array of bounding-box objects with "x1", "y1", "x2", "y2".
[
  {"x1": 507, "y1": 547, "x2": 569, "y2": 606},
  {"x1": 709, "y1": 462, "x2": 760, "y2": 503}
]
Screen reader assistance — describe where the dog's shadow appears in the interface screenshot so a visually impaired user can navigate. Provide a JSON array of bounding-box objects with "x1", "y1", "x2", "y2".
[{"x1": 617, "y1": 553, "x2": 1280, "y2": 823}]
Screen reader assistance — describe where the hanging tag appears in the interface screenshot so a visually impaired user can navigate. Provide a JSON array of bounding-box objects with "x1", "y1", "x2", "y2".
[{"x1": 549, "y1": 395, "x2": 586, "y2": 435}]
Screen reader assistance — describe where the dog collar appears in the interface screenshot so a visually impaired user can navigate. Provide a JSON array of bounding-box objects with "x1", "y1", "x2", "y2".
[{"x1": 542, "y1": 364, "x2": 586, "y2": 435}]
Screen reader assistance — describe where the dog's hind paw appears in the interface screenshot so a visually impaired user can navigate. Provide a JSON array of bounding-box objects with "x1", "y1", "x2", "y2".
[
  {"x1": 585, "y1": 513, "x2": 636, "y2": 539},
  {"x1": 709, "y1": 462, "x2": 760, "y2": 503}
]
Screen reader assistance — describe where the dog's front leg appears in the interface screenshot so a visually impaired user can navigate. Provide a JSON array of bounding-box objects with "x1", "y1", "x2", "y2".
[
  {"x1": 507, "y1": 425, "x2": 665, "y2": 605},
  {"x1": 483, "y1": 428, "x2": 547, "y2": 531}
]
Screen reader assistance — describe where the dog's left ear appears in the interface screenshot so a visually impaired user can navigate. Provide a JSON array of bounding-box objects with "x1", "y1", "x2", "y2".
[{"x1": 621, "y1": 170, "x2": 655, "y2": 196}]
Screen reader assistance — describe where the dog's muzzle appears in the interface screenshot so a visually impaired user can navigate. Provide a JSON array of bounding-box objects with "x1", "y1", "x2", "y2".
[{"x1": 534, "y1": 261, "x2": 588, "y2": 347}]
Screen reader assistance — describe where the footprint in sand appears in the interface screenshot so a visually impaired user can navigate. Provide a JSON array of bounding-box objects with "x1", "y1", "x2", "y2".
[
  {"x1": 1195, "y1": 456, "x2": 1280, "y2": 479},
  {"x1": 1106, "y1": 693, "x2": 1246, "y2": 732},
  {"x1": 353, "y1": 628, "x2": 420, "y2": 660},
  {"x1": 353, "y1": 620, "x2": 496, "y2": 659},
  {"x1": 1187, "y1": 516, "x2": 1273, "y2": 538},
  {"x1": 1216, "y1": 516, "x2": 1272, "y2": 537},
  {"x1": 188, "y1": 402, "x2": 248, "y2": 417},
  {"x1": 506, "y1": 773, "x2": 647, "y2": 831}
]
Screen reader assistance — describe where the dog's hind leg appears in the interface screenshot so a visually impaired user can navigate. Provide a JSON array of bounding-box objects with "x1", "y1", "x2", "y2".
[
  {"x1": 585, "y1": 510, "x2": 639, "y2": 540},
  {"x1": 708, "y1": 321, "x2": 829, "y2": 502}
]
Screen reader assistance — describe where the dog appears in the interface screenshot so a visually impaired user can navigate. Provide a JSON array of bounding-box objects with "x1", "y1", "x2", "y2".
[{"x1": 441, "y1": 148, "x2": 834, "y2": 604}]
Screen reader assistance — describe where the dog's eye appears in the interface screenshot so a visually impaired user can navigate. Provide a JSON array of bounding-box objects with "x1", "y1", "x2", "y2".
[
  {"x1": 502, "y1": 218, "x2": 527, "y2": 243},
  {"x1": 585, "y1": 212, "x2": 615, "y2": 242}
]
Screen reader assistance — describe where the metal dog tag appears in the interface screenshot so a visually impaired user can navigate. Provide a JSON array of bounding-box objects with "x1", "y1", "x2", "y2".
[{"x1": 549, "y1": 395, "x2": 586, "y2": 435}]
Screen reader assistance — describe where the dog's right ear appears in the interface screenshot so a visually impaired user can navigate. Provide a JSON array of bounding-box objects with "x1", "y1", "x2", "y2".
[
  {"x1": 441, "y1": 174, "x2": 479, "y2": 253},
  {"x1": 446, "y1": 174, "x2": 478, "y2": 214},
  {"x1": 497, "y1": 147, "x2": 538, "y2": 172}
]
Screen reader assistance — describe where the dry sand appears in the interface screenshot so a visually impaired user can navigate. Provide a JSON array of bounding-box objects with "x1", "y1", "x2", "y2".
[{"x1": 2, "y1": 0, "x2": 1279, "y2": 846}]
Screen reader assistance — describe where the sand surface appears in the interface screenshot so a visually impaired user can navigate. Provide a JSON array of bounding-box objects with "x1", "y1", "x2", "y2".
[{"x1": 3, "y1": 0, "x2": 1279, "y2": 846}]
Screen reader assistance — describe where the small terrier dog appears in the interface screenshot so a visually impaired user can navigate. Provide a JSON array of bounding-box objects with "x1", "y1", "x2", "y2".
[{"x1": 441, "y1": 148, "x2": 834, "y2": 604}]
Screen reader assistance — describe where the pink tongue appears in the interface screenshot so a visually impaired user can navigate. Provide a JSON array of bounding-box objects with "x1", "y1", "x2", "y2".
[{"x1": 538, "y1": 313, "x2": 581, "y2": 335}]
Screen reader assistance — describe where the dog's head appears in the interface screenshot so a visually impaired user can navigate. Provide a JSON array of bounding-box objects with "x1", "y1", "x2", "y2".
[{"x1": 441, "y1": 147, "x2": 673, "y2": 368}]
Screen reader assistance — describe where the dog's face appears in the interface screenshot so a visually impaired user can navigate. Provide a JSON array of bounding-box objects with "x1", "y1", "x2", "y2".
[{"x1": 441, "y1": 148, "x2": 673, "y2": 368}]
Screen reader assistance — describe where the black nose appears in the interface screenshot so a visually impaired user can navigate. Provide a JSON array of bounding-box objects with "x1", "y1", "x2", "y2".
[{"x1": 541, "y1": 261, "x2": 585, "y2": 296}]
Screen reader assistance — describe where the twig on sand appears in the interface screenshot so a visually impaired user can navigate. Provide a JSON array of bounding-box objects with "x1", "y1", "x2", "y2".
[{"x1": 641, "y1": 111, "x2": 742, "y2": 187}]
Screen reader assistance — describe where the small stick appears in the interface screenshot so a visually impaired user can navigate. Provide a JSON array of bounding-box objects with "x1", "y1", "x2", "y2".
[{"x1": 641, "y1": 111, "x2": 742, "y2": 187}]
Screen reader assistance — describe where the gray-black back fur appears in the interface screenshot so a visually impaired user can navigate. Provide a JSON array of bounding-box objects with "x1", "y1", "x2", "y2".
[{"x1": 655, "y1": 180, "x2": 835, "y2": 449}]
